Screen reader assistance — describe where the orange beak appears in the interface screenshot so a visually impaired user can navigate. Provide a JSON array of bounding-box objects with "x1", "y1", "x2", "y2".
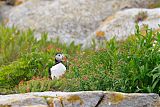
[{"x1": 62, "y1": 56, "x2": 67, "y2": 62}]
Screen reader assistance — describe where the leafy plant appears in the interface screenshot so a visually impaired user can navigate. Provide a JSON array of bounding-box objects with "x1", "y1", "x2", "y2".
[
  {"x1": 15, "y1": 77, "x2": 56, "y2": 93},
  {"x1": 135, "y1": 11, "x2": 148, "y2": 23}
]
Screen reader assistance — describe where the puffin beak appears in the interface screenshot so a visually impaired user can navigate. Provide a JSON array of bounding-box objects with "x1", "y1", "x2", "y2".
[{"x1": 62, "y1": 56, "x2": 67, "y2": 62}]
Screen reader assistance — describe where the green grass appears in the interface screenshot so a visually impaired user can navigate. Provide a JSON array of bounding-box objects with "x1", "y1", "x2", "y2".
[{"x1": 0, "y1": 24, "x2": 160, "y2": 94}]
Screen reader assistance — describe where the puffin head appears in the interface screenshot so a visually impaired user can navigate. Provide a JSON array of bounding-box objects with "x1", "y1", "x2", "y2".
[{"x1": 55, "y1": 53, "x2": 67, "y2": 64}]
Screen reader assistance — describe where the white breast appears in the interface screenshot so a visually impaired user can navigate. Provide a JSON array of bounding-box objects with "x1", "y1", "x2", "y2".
[{"x1": 50, "y1": 63, "x2": 66, "y2": 79}]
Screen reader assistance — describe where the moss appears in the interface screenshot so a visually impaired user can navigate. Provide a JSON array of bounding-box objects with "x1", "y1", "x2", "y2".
[
  {"x1": 15, "y1": 0, "x2": 23, "y2": 6},
  {"x1": 40, "y1": 96, "x2": 54, "y2": 99},
  {"x1": 47, "y1": 98, "x2": 54, "y2": 107},
  {"x1": 0, "y1": 105, "x2": 11, "y2": 107},
  {"x1": 58, "y1": 96, "x2": 64, "y2": 107},
  {"x1": 154, "y1": 100, "x2": 160, "y2": 107},
  {"x1": 40, "y1": 96, "x2": 54, "y2": 107},
  {"x1": 67, "y1": 95, "x2": 83, "y2": 105},
  {"x1": 41, "y1": 96, "x2": 64, "y2": 107},
  {"x1": 109, "y1": 93, "x2": 125, "y2": 104}
]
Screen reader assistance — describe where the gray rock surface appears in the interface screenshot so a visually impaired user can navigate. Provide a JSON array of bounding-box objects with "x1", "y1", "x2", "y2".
[
  {"x1": 0, "y1": 91, "x2": 159, "y2": 107},
  {"x1": 83, "y1": 8, "x2": 160, "y2": 49},
  {"x1": 31, "y1": 91, "x2": 104, "y2": 107},
  {"x1": 1, "y1": 0, "x2": 158, "y2": 46},
  {"x1": 0, "y1": 93, "x2": 48, "y2": 107},
  {"x1": 0, "y1": 1, "x2": 12, "y2": 22}
]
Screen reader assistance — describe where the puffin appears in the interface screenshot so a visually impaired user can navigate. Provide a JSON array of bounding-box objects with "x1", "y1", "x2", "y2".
[{"x1": 49, "y1": 53, "x2": 68, "y2": 80}]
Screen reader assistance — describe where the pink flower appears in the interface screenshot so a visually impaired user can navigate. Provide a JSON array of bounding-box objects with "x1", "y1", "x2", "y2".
[{"x1": 83, "y1": 76, "x2": 88, "y2": 81}]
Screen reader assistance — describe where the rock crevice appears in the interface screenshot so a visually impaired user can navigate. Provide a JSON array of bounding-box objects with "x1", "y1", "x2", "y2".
[{"x1": 95, "y1": 94, "x2": 105, "y2": 107}]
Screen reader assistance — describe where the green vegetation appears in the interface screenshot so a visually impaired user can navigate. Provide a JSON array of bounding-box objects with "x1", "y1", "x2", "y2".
[{"x1": 0, "y1": 24, "x2": 160, "y2": 94}]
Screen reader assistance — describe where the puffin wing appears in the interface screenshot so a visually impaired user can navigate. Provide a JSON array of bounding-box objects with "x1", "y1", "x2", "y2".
[{"x1": 50, "y1": 63, "x2": 66, "y2": 79}]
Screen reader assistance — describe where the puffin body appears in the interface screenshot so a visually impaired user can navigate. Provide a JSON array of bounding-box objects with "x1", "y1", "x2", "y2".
[
  {"x1": 50, "y1": 63, "x2": 66, "y2": 79},
  {"x1": 49, "y1": 53, "x2": 67, "y2": 80}
]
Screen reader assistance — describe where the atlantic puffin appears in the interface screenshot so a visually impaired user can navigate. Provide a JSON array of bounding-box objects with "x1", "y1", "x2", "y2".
[{"x1": 49, "y1": 53, "x2": 68, "y2": 80}]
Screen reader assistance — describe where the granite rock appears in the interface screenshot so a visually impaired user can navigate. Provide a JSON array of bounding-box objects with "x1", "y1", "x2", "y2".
[
  {"x1": 0, "y1": 91, "x2": 159, "y2": 107},
  {"x1": 1, "y1": 0, "x2": 158, "y2": 47}
]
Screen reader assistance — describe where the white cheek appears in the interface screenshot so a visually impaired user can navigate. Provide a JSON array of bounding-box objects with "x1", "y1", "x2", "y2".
[{"x1": 56, "y1": 56, "x2": 62, "y2": 60}]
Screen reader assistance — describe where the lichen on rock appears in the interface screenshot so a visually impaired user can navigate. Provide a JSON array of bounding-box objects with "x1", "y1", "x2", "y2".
[
  {"x1": 108, "y1": 92, "x2": 125, "y2": 104},
  {"x1": 66, "y1": 95, "x2": 83, "y2": 105}
]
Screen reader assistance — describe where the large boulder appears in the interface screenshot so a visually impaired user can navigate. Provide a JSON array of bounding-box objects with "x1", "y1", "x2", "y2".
[
  {"x1": 0, "y1": 91, "x2": 159, "y2": 107},
  {"x1": 83, "y1": 8, "x2": 160, "y2": 49},
  {"x1": 2, "y1": 0, "x2": 158, "y2": 46}
]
